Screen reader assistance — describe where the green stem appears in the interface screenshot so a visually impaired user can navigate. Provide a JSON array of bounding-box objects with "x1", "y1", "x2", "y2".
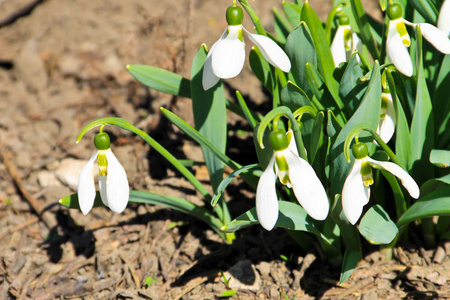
[{"x1": 238, "y1": 0, "x2": 266, "y2": 35}]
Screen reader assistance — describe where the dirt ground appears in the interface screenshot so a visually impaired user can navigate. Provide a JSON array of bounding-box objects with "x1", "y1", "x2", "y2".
[{"x1": 0, "y1": 0, "x2": 449, "y2": 299}]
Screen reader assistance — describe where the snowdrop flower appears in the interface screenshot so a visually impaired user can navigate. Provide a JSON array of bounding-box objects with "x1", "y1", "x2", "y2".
[
  {"x1": 256, "y1": 130, "x2": 329, "y2": 231},
  {"x1": 342, "y1": 142, "x2": 420, "y2": 225},
  {"x1": 78, "y1": 131, "x2": 129, "y2": 215},
  {"x1": 202, "y1": 5, "x2": 291, "y2": 90},
  {"x1": 438, "y1": 0, "x2": 450, "y2": 37},
  {"x1": 376, "y1": 91, "x2": 396, "y2": 144},
  {"x1": 330, "y1": 13, "x2": 362, "y2": 67},
  {"x1": 386, "y1": 3, "x2": 450, "y2": 77}
]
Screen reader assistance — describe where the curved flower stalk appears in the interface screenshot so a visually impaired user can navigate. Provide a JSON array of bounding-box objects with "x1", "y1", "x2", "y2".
[
  {"x1": 202, "y1": 5, "x2": 291, "y2": 90},
  {"x1": 256, "y1": 130, "x2": 329, "y2": 231},
  {"x1": 438, "y1": 0, "x2": 450, "y2": 37},
  {"x1": 342, "y1": 142, "x2": 420, "y2": 225},
  {"x1": 78, "y1": 131, "x2": 129, "y2": 215},
  {"x1": 330, "y1": 13, "x2": 362, "y2": 67},
  {"x1": 376, "y1": 91, "x2": 396, "y2": 144},
  {"x1": 386, "y1": 3, "x2": 450, "y2": 77}
]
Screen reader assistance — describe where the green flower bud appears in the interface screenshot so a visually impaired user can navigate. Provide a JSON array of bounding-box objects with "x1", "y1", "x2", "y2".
[
  {"x1": 352, "y1": 142, "x2": 368, "y2": 159},
  {"x1": 269, "y1": 130, "x2": 289, "y2": 151},
  {"x1": 387, "y1": 3, "x2": 403, "y2": 20},
  {"x1": 226, "y1": 6, "x2": 243, "y2": 26},
  {"x1": 338, "y1": 14, "x2": 350, "y2": 26},
  {"x1": 94, "y1": 132, "x2": 110, "y2": 150}
]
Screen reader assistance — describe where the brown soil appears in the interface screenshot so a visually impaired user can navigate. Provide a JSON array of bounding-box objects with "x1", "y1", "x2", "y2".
[{"x1": 0, "y1": 0, "x2": 449, "y2": 299}]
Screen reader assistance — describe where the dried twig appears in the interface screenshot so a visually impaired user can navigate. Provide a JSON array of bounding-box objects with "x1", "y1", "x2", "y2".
[{"x1": 0, "y1": 147, "x2": 56, "y2": 228}]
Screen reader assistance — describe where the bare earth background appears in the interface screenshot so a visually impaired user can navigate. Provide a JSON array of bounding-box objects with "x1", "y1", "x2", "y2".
[{"x1": 0, "y1": 0, "x2": 449, "y2": 299}]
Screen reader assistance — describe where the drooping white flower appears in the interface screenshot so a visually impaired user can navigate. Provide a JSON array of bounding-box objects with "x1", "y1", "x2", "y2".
[
  {"x1": 202, "y1": 5, "x2": 291, "y2": 90},
  {"x1": 438, "y1": 0, "x2": 450, "y2": 37},
  {"x1": 386, "y1": 3, "x2": 450, "y2": 77},
  {"x1": 256, "y1": 130, "x2": 329, "y2": 231},
  {"x1": 376, "y1": 91, "x2": 396, "y2": 144},
  {"x1": 342, "y1": 142, "x2": 420, "y2": 225},
  {"x1": 330, "y1": 14, "x2": 362, "y2": 67},
  {"x1": 78, "y1": 132, "x2": 129, "y2": 215}
]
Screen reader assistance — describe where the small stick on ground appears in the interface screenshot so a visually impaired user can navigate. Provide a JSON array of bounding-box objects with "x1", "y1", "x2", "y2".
[
  {"x1": 0, "y1": 147, "x2": 56, "y2": 229},
  {"x1": 0, "y1": 216, "x2": 39, "y2": 241}
]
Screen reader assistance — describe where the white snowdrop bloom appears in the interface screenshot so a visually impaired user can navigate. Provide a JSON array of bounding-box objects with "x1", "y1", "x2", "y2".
[
  {"x1": 330, "y1": 14, "x2": 362, "y2": 67},
  {"x1": 386, "y1": 3, "x2": 450, "y2": 77},
  {"x1": 342, "y1": 143, "x2": 419, "y2": 225},
  {"x1": 438, "y1": 0, "x2": 450, "y2": 37},
  {"x1": 376, "y1": 91, "x2": 396, "y2": 144},
  {"x1": 256, "y1": 130, "x2": 329, "y2": 231},
  {"x1": 202, "y1": 5, "x2": 291, "y2": 90},
  {"x1": 78, "y1": 132, "x2": 129, "y2": 215}
]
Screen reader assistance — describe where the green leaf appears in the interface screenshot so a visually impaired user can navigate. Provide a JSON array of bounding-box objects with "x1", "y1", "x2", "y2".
[
  {"x1": 285, "y1": 22, "x2": 316, "y2": 98},
  {"x1": 161, "y1": 108, "x2": 259, "y2": 189},
  {"x1": 145, "y1": 276, "x2": 157, "y2": 286},
  {"x1": 386, "y1": 71, "x2": 411, "y2": 170},
  {"x1": 309, "y1": 112, "x2": 324, "y2": 164},
  {"x1": 359, "y1": 205, "x2": 398, "y2": 245},
  {"x1": 421, "y1": 173, "x2": 450, "y2": 197},
  {"x1": 339, "y1": 54, "x2": 367, "y2": 115},
  {"x1": 236, "y1": 91, "x2": 258, "y2": 130},
  {"x1": 326, "y1": 110, "x2": 342, "y2": 140},
  {"x1": 329, "y1": 62, "x2": 381, "y2": 197},
  {"x1": 397, "y1": 186, "x2": 450, "y2": 229},
  {"x1": 283, "y1": 1, "x2": 302, "y2": 27},
  {"x1": 249, "y1": 47, "x2": 274, "y2": 93},
  {"x1": 430, "y1": 149, "x2": 450, "y2": 168},
  {"x1": 253, "y1": 123, "x2": 274, "y2": 170},
  {"x1": 434, "y1": 55, "x2": 450, "y2": 147},
  {"x1": 211, "y1": 164, "x2": 260, "y2": 207},
  {"x1": 280, "y1": 82, "x2": 313, "y2": 111},
  {"x1": 59, "y1": 191, "x2": 104, "y2": 209},
  {"x1": 223, "y1": 202, "x2": 328, "y2": 238},
  {"x1": 220, "y1": 290, "x2": 237, "y2": 298},
  {"x1": 60, "y1": 190, "x2": 226, "y2": 238},
  {"x1": 340, "y1": 250, "x2": 361, "y2": 283},
  {"x1": 409, "y1": 0, "x2": 438, "y2": 23},
  {"x1": 301, "y1": 3, "x2": 340, "y2": 102},
  {"x1": 349, "y1": 0, "x2": 380, "y2": 60},
  {"x1": 191, "y1": 45, "x2": 227, "y2": 189},
  {"x1": 305, "y1": 62, "x2": 338, "y2": 112},
  {"x1": 273, "y1": 7, "x2": 292, "y2": 43},
  {"x1": 126, "y1": 64, "x2": 191, "y2": 98},
  {"x1": 409, "y1": 27, "x2": 434, "y2": 183}
]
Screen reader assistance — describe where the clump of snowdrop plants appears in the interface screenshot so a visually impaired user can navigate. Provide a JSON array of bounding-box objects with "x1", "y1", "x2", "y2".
[{"x1": 60, "y1": 0, "x2": 450, "y2": 283}]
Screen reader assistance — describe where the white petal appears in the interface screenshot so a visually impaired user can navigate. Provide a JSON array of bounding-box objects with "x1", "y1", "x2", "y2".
[
  {"x1": 419, "y1": 23, "x2": 450, "y2": 54},
  {"x1": 438, "y1": 0, "x2": 450, "y2": 37},
  {"x1": 202, "y1": 31, "x2": 226, "y2": 90},
  {"x1": 352, "y1": 33, "x2": 363, "y2": 64},
  {"x1": 99, "y1": 176, "x2": 108, "y2": 207},
  {"x1": 211, "y1": 26, "x2": 245, "y2": 79},
  {"x1": 245, "y1": 28, "x2": 291, "y2": 72},
  {"x1": 367, "y1": 158, "x2": 420, "y2": 199},
  {"x1": 102, "y1": 149, "x2": 129, "y2": 213},
  {"x1": 256, "y1": 155, "x2": 279, "y2": 231},
  {"x1": 342, "y1": 159, "x2": 371, "y2": 225},
  {"x1": 386, "y1": 33, "x2": 413, "y2": 77},
  {"x1": 283, "y1": 149, "x2": 329, "y2": 221},
  {"x1": 78, "y1": 151, "x2": 98, "y2": 215},
  {"x1": 377, "y1": 93, "x2": 396, "y2": 143},
  {"x1": 330, "y1": 26, "x2": 347, "y2": 67},
  {"x1": 202, "y1": 43, "x2": 221, "y2": 90}
]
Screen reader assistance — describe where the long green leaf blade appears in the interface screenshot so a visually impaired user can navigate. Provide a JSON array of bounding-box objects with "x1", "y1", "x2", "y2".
[
  {"x1": 126, "y1": 64, "x2": 191, "y2": 98},
  {"x1": 191, "y1": 45, "x2": 227, "y2": 190},
  {"x1": 397, "y1": 186, "x2": 450, "y2": 229}
]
